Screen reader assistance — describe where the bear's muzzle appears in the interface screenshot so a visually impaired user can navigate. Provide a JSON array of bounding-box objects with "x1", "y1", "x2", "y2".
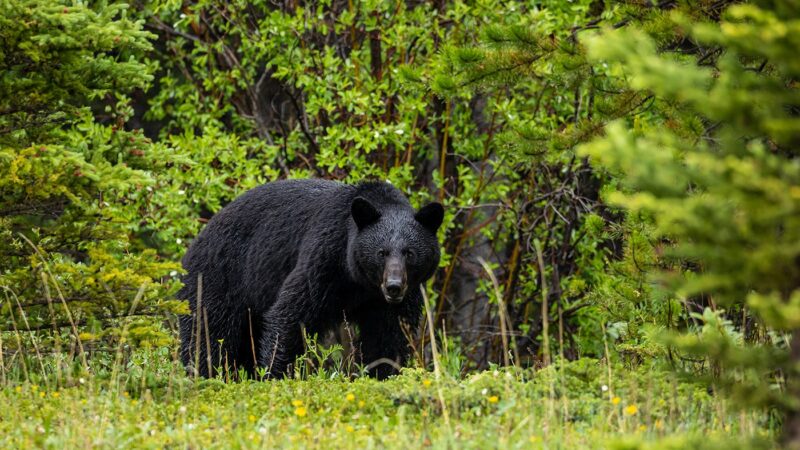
[{"x1": 381, "y1": 257, "x2": 407, "y2": 303}]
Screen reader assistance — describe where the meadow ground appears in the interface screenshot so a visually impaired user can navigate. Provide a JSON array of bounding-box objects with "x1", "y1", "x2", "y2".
[{"x1": 0, "y1": 349, "x2": 780, "y2": 449}]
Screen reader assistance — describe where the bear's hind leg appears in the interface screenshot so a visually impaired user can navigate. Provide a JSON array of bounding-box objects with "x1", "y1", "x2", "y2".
[
  {"x1": 181, "y1": 305, "x2": 249, "y2": 379},
  {"x1": 234, "y1": 308, "x2": 264, "y2": 378}
]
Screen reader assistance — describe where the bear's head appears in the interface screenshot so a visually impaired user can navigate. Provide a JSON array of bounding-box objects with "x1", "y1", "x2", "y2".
[{"x1": 348, "y1": 196, "x2": 443, "y2": 304}]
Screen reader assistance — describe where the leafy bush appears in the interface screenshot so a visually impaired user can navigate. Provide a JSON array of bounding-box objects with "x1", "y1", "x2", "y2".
[
  {"x1": 579, "y1": 3, "x2": 800, "y2": 445},
  {"x1": 0, "y1": 0, "x2": 184, "y2": 352}
]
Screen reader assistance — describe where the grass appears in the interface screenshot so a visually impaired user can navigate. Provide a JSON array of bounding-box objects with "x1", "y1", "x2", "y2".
[{"x1": 0, "y1": 347, "x2": 780, "y2": 449}]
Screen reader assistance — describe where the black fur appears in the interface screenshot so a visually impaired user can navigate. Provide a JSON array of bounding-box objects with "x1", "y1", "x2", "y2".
[{"x1": 178, "y1": 179, "x2": 443, "y2": 379}]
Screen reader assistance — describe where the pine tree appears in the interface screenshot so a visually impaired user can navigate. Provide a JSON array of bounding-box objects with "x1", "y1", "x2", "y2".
[
  {"x1": 579, "y1": 3, "x2": 800, "y2": 446},
  {"x1": 0, "y1": 0, "x2": 184, "y2": 358}
]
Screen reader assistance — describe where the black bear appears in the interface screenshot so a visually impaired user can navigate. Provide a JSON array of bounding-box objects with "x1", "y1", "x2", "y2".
[{"x1": 178, "y1": 179, "x2": 443, "y2": 379}]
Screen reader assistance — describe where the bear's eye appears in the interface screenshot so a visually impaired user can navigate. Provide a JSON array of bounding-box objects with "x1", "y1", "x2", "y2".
[
  {"x1": 402, "y1": 249, "x2": 415, "y2": 260},
  {"x1": 377, "y1": 249, "x2": 387, "y2": 258}
]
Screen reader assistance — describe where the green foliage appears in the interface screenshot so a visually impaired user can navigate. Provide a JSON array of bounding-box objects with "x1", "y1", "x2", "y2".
[
  {"x1": 578, "y1": 1, "x2": 800, "y2": 440},
  {"x1": 422, "y1": 1, "x2": 732, "y2": 361},
  {"x1": 0, "y1": 0, "x2": 153, "y2": 143},
  {"x1": 0, "y1": 0, "x2": 182, "y2": 350},
  {"x1": 0, "y1": 1, "x2": 792, "y2": 446},
  {"x1": 140, "y1": 0, "x2": 620, "y2": 367}
]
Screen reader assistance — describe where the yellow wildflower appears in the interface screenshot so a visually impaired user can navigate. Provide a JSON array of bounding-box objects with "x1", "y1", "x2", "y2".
[
  {"x1": 655, "y1": 419, "x2": 664, "y2": 430},
  {"x1": 625, "y1": 404, "x2": 638, "y2": 416},
  {"x1": 346, "y1": 393, "x2": 355, "y2": 402},
  {"x1": 291, "y1": 399, "x2": 303, "y2": 407},
  {"x1": 345, "y1": 425, "x2": 355, "y2": 433},
  {"x1": 78, "y1": 332, "x2": 95, "y2": 341},
  {"x1": 39, "y1": 392, "x2": 45, "y2": 398},
  {"x1": 294, "y1": 406, "x2": 307, "y2": 417},
  {"x1": 358, "y1": 400, "x2": 365, "y2": 408},
  {"x1": 639, "y1": 425, "x2": 646, "y2": 432},
  {"x1": 14, "y1": 386, "x2": 22, "y2": 393},
  {"x1": 611, "y1": 396, "x2": 621, "y2": 405},
  {"x1": 51, "y1": 392, "x2": 60, "y2": 398},
  {"x1": 248, "y1": 415, "x2": 257, "y2": 423},
  {"x1": 422, "y1": 379, "x2": 432, "y2": 387},
  {"x1": 488, "y1": 396, "x2": 499, "y2": 404}
]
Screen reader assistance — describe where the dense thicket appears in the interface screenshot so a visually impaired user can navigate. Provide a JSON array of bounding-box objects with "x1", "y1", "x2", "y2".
[
  {"x1": 1, "y1": 0, "x2": 796, "y2": 445},
  {"x1": 580, "y1": 3, "x2": 800, "y2": 443},
  {"x1": 133, "y1": 0, "x2": 623, "y2": 367},
  {"x1": 0, "y1": 0, "x2": 184, "y2": 355}
]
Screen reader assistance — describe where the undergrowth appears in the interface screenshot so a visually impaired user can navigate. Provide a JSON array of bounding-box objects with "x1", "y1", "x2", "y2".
[{"x1": 0, "y1": 344, "x2": 780, "y2": 449}]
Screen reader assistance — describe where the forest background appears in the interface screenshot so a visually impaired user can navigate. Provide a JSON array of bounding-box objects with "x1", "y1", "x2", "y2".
[{"x1": 1, "y1": 0, "x2": 798, "y2": 448}]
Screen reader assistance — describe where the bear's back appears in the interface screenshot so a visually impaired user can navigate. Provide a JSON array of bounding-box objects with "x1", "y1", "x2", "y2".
[
  {"x1": 194, "y1": 179, "x2": 347, "y2": 241},
  {"x1": 182, "y1": 179, "x2": 354, "y2": 308},
  {"x1": 225, "y1": 178, "x2": 346, "y2": 217}
]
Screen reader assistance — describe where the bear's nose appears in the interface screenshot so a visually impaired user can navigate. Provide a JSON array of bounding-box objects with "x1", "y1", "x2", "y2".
[{"x1": 385, "y1": 280, "x2": 403, "y2": 297}]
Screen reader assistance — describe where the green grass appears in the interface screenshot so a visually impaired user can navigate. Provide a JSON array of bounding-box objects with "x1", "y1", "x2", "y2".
[{"x1": 0, "y1": 348, "x2": 779, "y2": 449}]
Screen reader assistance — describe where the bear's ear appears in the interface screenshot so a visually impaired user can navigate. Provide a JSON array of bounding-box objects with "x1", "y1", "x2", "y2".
[
  {"x1": 351, "y1": 197, "x2": 381, "y2": 230},
  {"x1": 415, "y1": 202, "x2": 444, "y2": 233}
]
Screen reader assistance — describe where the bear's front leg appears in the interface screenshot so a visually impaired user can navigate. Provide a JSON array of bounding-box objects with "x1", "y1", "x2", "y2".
[
  {"x1": 257, "y1": 274, "x2": 315, "y2": 378},
  {"x1": 356, "y1": 294, "x2": 422, "y2": 380},
  {"x1": 257, "y1": 314, "x2": 303, "y2": 378}
]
